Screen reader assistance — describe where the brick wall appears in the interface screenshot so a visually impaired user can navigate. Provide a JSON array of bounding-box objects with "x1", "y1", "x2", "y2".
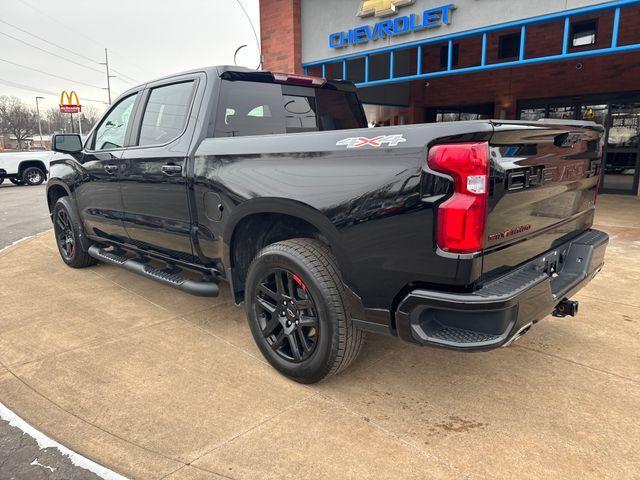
[
  {"x1": 259, "y1": 0, "x2": 302, "y2": 73},
  {"x1": 418, "y1": 51, "x2": 640, "y2": 112}
]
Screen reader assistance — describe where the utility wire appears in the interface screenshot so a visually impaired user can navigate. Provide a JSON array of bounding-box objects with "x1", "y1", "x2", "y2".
[
  {"x1": 0, "y1": 57, "x2": 104, "y2": 90},
  {"x1": 0, "y1": 17, "x2": 139, "y2": 85},
  {"x1": 0, "y1": 31, "x2": 104, "y2": 75},
  {"x1": 15, "y1": 0, "x2": 147, "y2": 79},
  {"x1": 0, "y1": 78, "x2": 108, "y2": 104},
  {"x1": 109, "y1": 68, "x2": 138, "y2": 84},
  {"x1": 0, "y1": 18, "x2": 97, "y2": 64}
]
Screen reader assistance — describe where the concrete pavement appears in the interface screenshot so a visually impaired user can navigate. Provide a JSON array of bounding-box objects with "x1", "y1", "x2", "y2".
[
  {"x1": 1, "y1": 182, "x2": 109, "y2": 479},
  {"x1": 0, "y1": 195, "x2": 638, "y2": 479}
]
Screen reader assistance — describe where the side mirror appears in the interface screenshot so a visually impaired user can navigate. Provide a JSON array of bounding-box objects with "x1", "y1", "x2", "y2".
[{"x1": 52, "y1": 134, "x2": 83, "y2": 154}]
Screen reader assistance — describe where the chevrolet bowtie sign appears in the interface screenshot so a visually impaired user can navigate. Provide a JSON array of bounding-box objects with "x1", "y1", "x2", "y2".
[
  {"x1": 59, "y1": 90, "x2": 81, "y2": 114},
  {"x1": 357, "y1": 0, "x2": 416, "y2": 18},
  {"x1": 330, "y1": 1, "x2": 456, "y2": 49}
]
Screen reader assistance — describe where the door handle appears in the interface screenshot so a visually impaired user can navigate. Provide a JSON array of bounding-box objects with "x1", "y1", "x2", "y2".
[
  {"x1": 104, "y1": 164, "x2": 119, "y2": 174},
  {"x1": 161, "y1": 164, "x2": 182, "y2": 175}
]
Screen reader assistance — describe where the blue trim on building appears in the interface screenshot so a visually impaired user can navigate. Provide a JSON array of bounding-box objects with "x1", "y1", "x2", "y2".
[
  {"x1": 562, "y1": 16, "x2": 571, "y2": 55},
  {"x1": 302, "y1": 0, "x2": 640, "y2": 88},
  {"x1": 612, "y1": 7, "x2": 622, "y2": 47}
]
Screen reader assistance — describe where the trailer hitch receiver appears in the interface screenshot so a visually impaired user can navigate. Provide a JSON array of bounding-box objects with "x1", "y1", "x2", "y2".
[{"x1": 553, "y1": 299, "x2": 579, "y2": 318}]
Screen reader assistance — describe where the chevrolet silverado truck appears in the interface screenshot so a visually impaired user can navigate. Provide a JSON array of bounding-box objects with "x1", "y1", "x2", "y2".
[
  {"x1": 46, "y1": 66, "x2": 608, "y2": 383},
  {"x1": 0, "y1": 150, "x2": 61, "y2": 186}
]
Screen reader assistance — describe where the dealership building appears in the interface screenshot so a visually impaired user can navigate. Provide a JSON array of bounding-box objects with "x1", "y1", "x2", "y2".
[{"x1": 259, "y1": 0, "x2": 640, "y2": 195}]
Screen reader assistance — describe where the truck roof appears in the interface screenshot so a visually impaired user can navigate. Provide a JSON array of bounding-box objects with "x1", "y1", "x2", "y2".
[{"x1": 119, "y1": 65, "x2": 356, "y2": 98}]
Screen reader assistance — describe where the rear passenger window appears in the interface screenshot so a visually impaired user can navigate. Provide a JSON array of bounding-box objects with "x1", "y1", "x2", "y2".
[
  {"x1": 214, "y1": 80, "x2": 366, "y2": 138},
  {"x1": 138, "y1": 81, "x2": 194, "y2": 146},
  {"x1": 215, "y1": 82, "x2": 286, "y2": 137}
]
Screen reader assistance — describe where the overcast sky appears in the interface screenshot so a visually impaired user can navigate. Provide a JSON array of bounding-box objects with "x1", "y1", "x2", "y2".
[{"x1": 0, "y1": 0, "x2": 260, "y2": 113}]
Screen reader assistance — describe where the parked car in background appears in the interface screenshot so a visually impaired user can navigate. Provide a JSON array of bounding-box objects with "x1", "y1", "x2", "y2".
[{"x1": 0, "y1": 151, "x2": 66, "y2": 186}]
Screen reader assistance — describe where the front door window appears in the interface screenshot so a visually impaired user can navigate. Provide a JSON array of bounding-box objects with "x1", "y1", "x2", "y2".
[{"x1": 92, "y1": 94, "x2": 138, "y2": 151}]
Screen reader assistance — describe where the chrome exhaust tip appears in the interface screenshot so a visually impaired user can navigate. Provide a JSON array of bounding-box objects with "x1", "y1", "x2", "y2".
[{"x1": 503, "y1": 322, "x2": 533, "y2": 347}]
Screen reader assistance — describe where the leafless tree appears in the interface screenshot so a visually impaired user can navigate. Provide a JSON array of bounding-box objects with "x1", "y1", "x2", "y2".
[
  {"x1": 77, "y1": 104, "x2": 104, "y2": 134},
  {"x1": 44, "y1": 104, "x2": 104, "y2": 135},
  {"x1": 81, "y1": 104, "x2": 102, "y2": 129},
  {"x1": 0, "y1": 96, "x2": 38, "y2": 149},
  {"x1": 45, "y1": 107, "x2": 72, "y2": 134}
]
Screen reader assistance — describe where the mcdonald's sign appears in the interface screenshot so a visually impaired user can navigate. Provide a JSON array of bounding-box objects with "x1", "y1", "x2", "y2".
[{"x1": 59, "y1": 91, "x2": 81, "y2": 114}]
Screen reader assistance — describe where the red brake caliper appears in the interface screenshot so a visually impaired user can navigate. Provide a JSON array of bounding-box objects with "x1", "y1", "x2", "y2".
[{"x1": 292, "y1": 274, "x2": 307, "y2": 291}]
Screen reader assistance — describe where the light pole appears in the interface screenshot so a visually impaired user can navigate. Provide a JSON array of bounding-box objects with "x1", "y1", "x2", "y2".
[
  {"x1": 234, "y1": 45, "x2": 248, "y2": 66},
  {"x1": 35, "y1": 96, "x2": 44, "y2": 144},
  {"x1": 233, "y1": 0, "x2": 262, "y2": 69},
  {"x1": 100, "y1": 48, "x2": 116, "y2": 104}
]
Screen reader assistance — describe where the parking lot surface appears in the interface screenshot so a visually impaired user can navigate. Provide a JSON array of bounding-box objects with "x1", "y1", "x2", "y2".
[
  {"x1": 0, "y1": 195, "x2": 638, "y2": 479},
  {"x1": 0, "y1": 184, "x2": 51, "y2": 250}
]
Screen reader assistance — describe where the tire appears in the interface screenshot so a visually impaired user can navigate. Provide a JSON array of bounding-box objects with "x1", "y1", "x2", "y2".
[
  {"x1": 22, "y1": 167, "x2": 45, "y2": 186},
  {"x1": 53, "y1": 196, "x2": 97, "y2": 268},
  {"x1": 9, "y1": 178, "x2": 24, "y2": 185},
  {"x1": 0, "y1": 177, "x2": 4, "y2": 185},
  {"x1": 245, "y1": 238, "x2": 364, "y2": 384}
]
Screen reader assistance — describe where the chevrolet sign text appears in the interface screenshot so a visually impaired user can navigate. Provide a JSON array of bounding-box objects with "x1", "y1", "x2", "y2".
[{"x1": 329, "y1": 3, "x2": 455, "y2": 49}]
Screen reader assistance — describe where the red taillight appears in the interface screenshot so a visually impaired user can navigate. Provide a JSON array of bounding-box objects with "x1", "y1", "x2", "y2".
[
  {"x1": 427, "y1": 142, "x2": 490, "y2": 254},
  {"x1": 271, "y1": 72, "x2": 327, "y2": 87}
]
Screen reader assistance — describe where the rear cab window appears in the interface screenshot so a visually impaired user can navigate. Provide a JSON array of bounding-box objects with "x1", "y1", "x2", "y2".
[{"x1": 214, "y1": 79, "x2": 366, "y2": 138}]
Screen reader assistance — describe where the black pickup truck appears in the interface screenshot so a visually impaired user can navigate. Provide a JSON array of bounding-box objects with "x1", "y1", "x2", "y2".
[{"x1": 47, "y1": 66, "x2": 608, "y2": 383}]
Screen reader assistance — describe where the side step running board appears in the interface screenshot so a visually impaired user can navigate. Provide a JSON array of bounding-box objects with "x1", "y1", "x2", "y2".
[{"x1": 88, "y1": 245, "x2": 219, "y2": 297}]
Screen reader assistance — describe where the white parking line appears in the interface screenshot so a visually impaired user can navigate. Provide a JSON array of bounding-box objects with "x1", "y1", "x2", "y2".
[{"x1": 0, "y1": 402, "x2": 128, "y2": 480}]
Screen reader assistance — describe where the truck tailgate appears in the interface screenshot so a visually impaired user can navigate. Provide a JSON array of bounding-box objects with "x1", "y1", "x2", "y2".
[{"x1": 483, "y1": 120, "x2": 603, "y2": 280}]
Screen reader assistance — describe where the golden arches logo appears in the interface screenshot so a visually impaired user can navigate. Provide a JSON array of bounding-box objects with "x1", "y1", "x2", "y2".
[
  {"x1": 357, "y1": 0, "x2": 416, "y2": 18},
  {"x1": 59, "y1": 91, "x2": 81, "y2": 113}
]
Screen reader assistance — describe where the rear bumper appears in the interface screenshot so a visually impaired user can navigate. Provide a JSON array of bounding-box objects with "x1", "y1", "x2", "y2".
[{"x1": 395, "y1": 230, "x2": 609, "y2": 350}]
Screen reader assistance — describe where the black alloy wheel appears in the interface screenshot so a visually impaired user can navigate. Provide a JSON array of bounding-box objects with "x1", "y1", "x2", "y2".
[
  {"x1": 255, "y1": 268, "x2": 320, "y2": 363},
  {"x1": 54, "y1": 207, "x2": 75, "y2": 260},
  {"x1": 52, "y1": 197, "x2": 96, "y2": 268},
  {"x1": 245, "y1": 238, "x2": 364, "y2": 384}
]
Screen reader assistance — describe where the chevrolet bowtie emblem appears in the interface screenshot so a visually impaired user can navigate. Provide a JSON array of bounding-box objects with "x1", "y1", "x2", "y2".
[{"x1": 357, "y1": 0, "x2": 416, "y2": 18}]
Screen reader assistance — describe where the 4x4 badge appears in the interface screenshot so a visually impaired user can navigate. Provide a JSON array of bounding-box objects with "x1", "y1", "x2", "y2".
[{"x1": 336, "y1": 134, "x2": 407, "y2": 149}]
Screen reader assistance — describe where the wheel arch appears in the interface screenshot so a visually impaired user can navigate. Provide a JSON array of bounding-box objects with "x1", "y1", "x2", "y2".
[
  {"x1": 18, "y1": 160, "x2": 48, "y2": 176},
  {"x1": 223, "y1": 198, "x2": 354, "y2": 304},
  {"x1": 46, "y1": 181, "x2": 72, "y2": 215}
]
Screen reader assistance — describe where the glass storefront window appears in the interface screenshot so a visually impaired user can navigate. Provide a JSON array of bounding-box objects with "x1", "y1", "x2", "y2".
[
  {"x1": 518, "y1": 99, "x2": 640, "y2": 194},
  {"x1": 603, "y1": 104, "x2": 640, "y2": 194},
  {"x1": 434, "y1": 104, "x2": 493, "y2": 123},
  {"x1": 460, "y1": 112, "x2": 491, "y2": 121},
  {"x1": 436, "y1": 111, "x2": 460, "y2": 122},
  {"x1": 520, "y1": 108, "x2": 546, "y2": 121},
  {"x1": 608, "y1": 105, "x2": 640, "y2": 147},
  {"x1": 548, "y1": 106, "x2": 576, "y2": 120},
  {"x1": 581, "y1": 104, "x2": 608, "y2": 125}
]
